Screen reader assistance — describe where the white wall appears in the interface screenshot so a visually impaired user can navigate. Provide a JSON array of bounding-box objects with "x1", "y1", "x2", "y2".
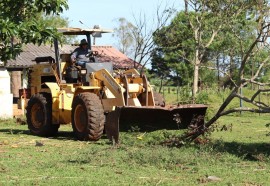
[{"x1": 0, "y1": 68, "x2": 13, "y2": 118}]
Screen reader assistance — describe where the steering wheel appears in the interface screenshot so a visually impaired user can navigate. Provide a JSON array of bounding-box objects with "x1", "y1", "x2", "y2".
[{"x1": 85, "y1": 50, "x2": 98, "y2": 58}]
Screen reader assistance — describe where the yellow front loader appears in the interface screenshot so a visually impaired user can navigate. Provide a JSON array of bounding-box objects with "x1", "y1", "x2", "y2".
[{"x1": 21, "y1": 28, "x2": 207, "y2": 143}]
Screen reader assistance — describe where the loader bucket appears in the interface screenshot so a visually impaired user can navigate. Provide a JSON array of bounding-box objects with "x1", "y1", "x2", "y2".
[{"x1": 106, "y1": 104, "x2": 207, "y2": 143}]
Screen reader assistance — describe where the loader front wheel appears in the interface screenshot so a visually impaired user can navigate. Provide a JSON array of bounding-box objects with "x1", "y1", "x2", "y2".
[
  {"x1": 72, "y1": 93, "x2": 105, "y2": 141},
  {"x1": 26, "y1": 94, "x2": 59, "y2": 136}
]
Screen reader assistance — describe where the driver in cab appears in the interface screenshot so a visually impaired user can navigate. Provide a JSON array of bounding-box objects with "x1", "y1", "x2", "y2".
[{"x1": 71, "y1": 39, "x2": 89, "y2": 67}]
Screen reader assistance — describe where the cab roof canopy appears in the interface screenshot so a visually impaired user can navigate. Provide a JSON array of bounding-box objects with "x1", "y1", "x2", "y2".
[{"x1": 57, "y1": 27, "x2": 113, "y2": 35}]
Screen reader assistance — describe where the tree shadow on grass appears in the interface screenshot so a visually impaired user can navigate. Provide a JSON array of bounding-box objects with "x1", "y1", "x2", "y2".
[
  {"x1": 210, "y1": 140, "x2": 270, "y2": 161},
  {"x1": 0, "y1": 128, "x2": 30, "y2": 135},
  {"x1": 0, "y1": 128, "x2": 76, "y2": 140},
  {"x1": 0, "y1": 128, "x2": 110, "y2": 143}
]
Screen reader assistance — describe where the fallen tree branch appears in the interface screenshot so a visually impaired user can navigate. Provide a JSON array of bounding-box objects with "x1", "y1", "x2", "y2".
[
  {"x1": 235, "y1": 92, "x2": 270, "y2": 109},
  {"x1": 220, "y1": 107, "x2": 270, "y2": 116}
]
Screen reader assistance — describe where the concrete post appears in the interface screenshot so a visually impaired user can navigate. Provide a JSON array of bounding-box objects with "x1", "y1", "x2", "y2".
[{"x1": 0, "y1": 68, "x2": 13, "y2": 118}]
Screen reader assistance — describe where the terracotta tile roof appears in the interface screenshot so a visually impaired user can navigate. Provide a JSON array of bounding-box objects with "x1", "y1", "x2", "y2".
[
  {"x1": 93, "y1": 46, "x2": 137, "y2": 69},
  {"x1": 6, "y1": 44, "x2": 139, "y2": 70}
]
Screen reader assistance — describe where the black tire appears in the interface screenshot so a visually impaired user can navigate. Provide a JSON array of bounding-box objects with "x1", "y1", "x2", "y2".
[
  {"x1": 26, "y1": 93, "x2": 59, "y2": 136},
  {"x1": 71, "y1": 93, "x2": 105, "y2": 141},
  {"x1": 153, "y1": 91, "x2": 166, "y2": 107}
]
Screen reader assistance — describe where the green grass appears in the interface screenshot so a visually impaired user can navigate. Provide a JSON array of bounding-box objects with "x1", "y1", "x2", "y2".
[{"x1": 0, "y1": 114, "x2": 269, "y2": 185}]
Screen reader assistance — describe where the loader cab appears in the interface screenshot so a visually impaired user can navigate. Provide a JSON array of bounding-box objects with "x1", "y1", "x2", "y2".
[
  {"x1": 55, "y1": 27, "x2": 113, "y2": 84},
  {"x1": 64, "y1": 62, "x2": 114, "y2": 84}
]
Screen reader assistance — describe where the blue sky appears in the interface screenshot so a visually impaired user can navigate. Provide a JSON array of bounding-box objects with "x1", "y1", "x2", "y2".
[{"x1": 63, "y1": 0, "x2": 183, "y2": 46}]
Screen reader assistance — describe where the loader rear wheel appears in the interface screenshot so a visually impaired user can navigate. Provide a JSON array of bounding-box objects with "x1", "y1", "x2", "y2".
[
  {"x1": 72, "y1": 93, "x2": 105, "y2": 141},
  {"x1": 153, "y1": 92, "x2": 166, "y2": 107},
  {"x1": 26, "y1": 94, "x2": 59, "y2": 136}
]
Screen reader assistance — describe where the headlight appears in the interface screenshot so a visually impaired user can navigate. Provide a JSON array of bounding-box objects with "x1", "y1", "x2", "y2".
[{"x1": 80, "y1": 69, "x2": 87, "y2": 75}]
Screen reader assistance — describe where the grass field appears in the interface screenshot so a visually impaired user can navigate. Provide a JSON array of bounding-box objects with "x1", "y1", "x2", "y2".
[{"x1": 0, "y1": 113, "x2": 269, "y2": 185}]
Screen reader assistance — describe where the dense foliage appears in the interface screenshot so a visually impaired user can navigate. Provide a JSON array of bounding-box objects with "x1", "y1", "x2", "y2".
[
  {"x1": 0, "y1": 0, "x2": 68, "y2": 62},
  {"x1": 151, "y1": 1, "x2": 270, "y2": 91}
]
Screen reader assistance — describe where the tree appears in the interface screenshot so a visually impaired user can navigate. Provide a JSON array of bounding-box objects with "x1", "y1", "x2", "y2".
[
  {"x1": 182, "y1": 0, "x2": 261, "y2": 99},
  {"x1": 113, "y1": 18, "x2": 136, "y2": 57},
  {"x1": 150, "y1": 48, "x2": 171, "y2": 92},
  {"x1": 0, "y1": 0, "x2": 68, "y2": 62},
  {"x1": 151, "y1": 11, "x2": 198, "y2": 89},
  {"x1": 152, "y1": 0, "x2": 270, "y2": 142},
  {"x1": 131, "y1": 6, "x2": 175, "y2": 70},
  {"x1": 113, "y1": 3, "x2": 175, "y2": 70},
  {"x1": 36, "y1": 13, "x2": 72, "y2": 44},
  {"x1": 182, "y1": 0, "x2": 270, "y2": 141}
]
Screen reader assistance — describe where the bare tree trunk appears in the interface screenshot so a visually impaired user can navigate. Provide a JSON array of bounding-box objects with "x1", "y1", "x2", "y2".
[
  {"x1": 251, "y1": 59, "x2": 254, "y2": 90},
  {"x1": 216, "y1": 55, "x2": 220, "y2": 85},
  {"x1": 184, "y1": 0, "x2": 188, "y2": 13},
  {"x1": 192, "y1": 65, "x2": 199, "y2": 99},
  {"x1": 177, "y1": 75, "x2": 180, "y2": 102},
  {"x1": 192, "y1": 49, "x2": 200, "y2": 100},
  {"x1": 229, "y1": 53, "x2": 233, "y2": 78},
  {"x1": 159, "y1": 77, "x2": 163, "y2": 93}
]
